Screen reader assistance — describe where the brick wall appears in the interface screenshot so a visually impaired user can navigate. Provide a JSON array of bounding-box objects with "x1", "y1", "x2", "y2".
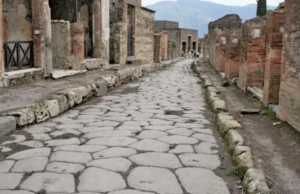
[
  {"x1": 225, "y1": 29, "x2": 241, "y2": 78},
  {"x1": 263, "y1": 10, "x2": 284, "y2": 105},
  {"x1": 239, "y1": 17, "x2": 267, "y2": 91},
  {"x1": 278, "y1": 0, "x2": 300, "y2": 131}
]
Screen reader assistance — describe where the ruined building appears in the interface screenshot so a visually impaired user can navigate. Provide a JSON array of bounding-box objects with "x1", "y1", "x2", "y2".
[
  {"x1": 109, "y1": 0, "x2": 155, "y2": 65},
  {"x1": 202, "y1": 34, "x2": 210, "y2": 62}
]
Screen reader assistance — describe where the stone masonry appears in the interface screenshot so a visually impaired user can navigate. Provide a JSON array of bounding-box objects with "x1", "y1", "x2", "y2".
[
  {"x1": 225, "y1": 29, "x2": 241, "y2": 78},
  {"x1": 158, "y1": 31, "x2": 169, "y2": 61},
  {"x1": 71, "y1": 23, "x2": 85, "y2": 70},
  {"x1": 278, "y1": 0, "x2": 300, "y2": 131},
  {"x1": 154, "y1": 34, "x2": 162, "y2": 63}
]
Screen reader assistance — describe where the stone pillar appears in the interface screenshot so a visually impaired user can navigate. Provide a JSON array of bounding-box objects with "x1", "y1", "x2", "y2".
[
  {"x1": 154, "y1": 34, "x2": 161, "y2": 63},
  {"x1": 263, "y1": 9, "x2": 284, "y2": 105},
  {"x1": 0, "y1": 0, "x2": 4, "y2": 77},
  {"x1": 218, "y1": 35, "x2": 227, "y2": 72},
  {"x1": 225, "y1": 29, "x2": 241, "y2": 79},
  {"x1": 71, "y1": 23, "x2": 85, "y2": 70},
  {"x1": 278, "y1": 0, "x2": 300, "y2": 131},
  {"x1": 93, "y1": 0, "x2": 101, "y2": 58},
  {"x1": 43, "y1": 0, "x2": 53, "y2": 76}
]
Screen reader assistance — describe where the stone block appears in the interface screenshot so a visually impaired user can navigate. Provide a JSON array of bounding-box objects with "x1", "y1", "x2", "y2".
[
  {"x1": 243, "y1": 168, "x2": 270, "y2": 194},
  {"x1": 96, "y1": 79, "x2": 108, "y2": 96},
  {"x1": 225, "y1": 130, "x2": 244, "y2": 153},
  {"x1": 219, "y1": 119, "x2": 242, "y2": 136},
  {"x1": 34, "y1": 103, "x2": 50, "y2": 123},
  {"x1": 0, "y1": 116, "x2": 17, "y2": 137},
  {"x1": 7, "y1": 107, "x2": 35, "y2": 126},
  {"x1": 45, "y1": 100, "x2": 60, "y2": 118},
  {"x1": 74, "y1": 86, "x2": 90, "y2": 98},
  {"x1": 50, "y1": 95, "x2": 69, "y2": 114},
  {"x1": 83, "y1": 58, "x2": 104, "y2": 70},
  {"x1": 212, "y1": 100, "x2": 227, "y2": 113},
  {"x1": 233, "y1": 146, "x2": 254, "y2": 178},
  {"x1": 58, "y1": 89, "x2": 82, "y2": 107},
  {"x1": 116, "y1": 68, "x2": 134, "y2": 80}
]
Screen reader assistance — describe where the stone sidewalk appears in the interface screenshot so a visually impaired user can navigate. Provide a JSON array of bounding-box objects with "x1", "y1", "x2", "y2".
[{"x1": 0, "y1": 59, "x2": 230, "y2": 194}]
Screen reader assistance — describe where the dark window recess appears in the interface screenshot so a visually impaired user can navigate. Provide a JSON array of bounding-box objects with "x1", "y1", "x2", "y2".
[{"x1": 127, "y1": 25, "x2": 134, "y2": 57}]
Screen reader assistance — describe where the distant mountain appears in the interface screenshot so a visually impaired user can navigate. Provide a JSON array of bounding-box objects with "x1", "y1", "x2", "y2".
[{"x1": 147, "y1": 0, "x2": 276, "y2": 38}]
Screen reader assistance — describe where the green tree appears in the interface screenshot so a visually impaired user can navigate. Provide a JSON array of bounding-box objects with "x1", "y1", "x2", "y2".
[{"x1": 256, "y1": 0, "x2": 267, "y2": 16}]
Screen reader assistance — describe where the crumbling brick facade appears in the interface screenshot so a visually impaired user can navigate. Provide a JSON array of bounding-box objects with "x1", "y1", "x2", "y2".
[
  {"x1": 225, "y1": 29, "x2": 241, "y2": 78},
  {"x1": 239, "y1": 17, "x2": 267, "y2": 91},
  {"x1": 263, "y1": 7, "x2": 284, "y2": 105},
  {"x1": 278, "y1": 0, "x2": 300, "y2": 131}
]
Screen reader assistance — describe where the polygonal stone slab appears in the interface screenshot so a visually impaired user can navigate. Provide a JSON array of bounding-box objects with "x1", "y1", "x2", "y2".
[
  {"x1": 0, "y1": 160, "x2": 15, "y2": 172},
  {"x1": 129, "y1": 139, "x2": 170, "y2": 152},
  {"x1": 108, "y1": 190, "x2": 154, "y2": 194},
  {"x1": 83, "y1": 130, "x2": 134, "y2": 139},
  {"x1": 78, "y1": 167, "x2": 126, "y2": 193},
  {"x1": 0, "y1": 191, "x2": 34, "y2": 194},
  {"x1": 137, "y1": 130, "x2": 168, "y2": 139},
  {"x1": 77, "y1": 127, "x2": 114, "y2": 133},
  {"x1": 20, "y1": 173, "x2": 75, "y2": 193},
  {"x1": 87, "y1": 121, "x2": 120, "y2": 127},
  {"x1": 19, "y1": 141, "x2": 43, "y2": 148},
  {"x1": 54, "y1": 145, "x2": 107, "y2": 153},
  {"x1": 176, "y1": 168, "x2": 230, "y2": 194},
  {"x1": 50, "y1": 151, "x2": 92, "y2": 164},
  {"x1": 194, "y1": 142, "x2": 219, "y2": 155},
  {"x1": 175, "y1": 123, "x2": 204, "y2": 129},
  {"x1": 122, "y1": 121, "x2": 149, "y2": 126},
  {"x1": 56, "y1": 124, "x2": 84, "y2": 129},
  {"x1": 87, "y1": 158, "x2": 132, "y2": 172},
  {"x1": 179, "y1": 154, "x2": 221, "y2": 169},
  {"x1": 158, "y1": 135, "x2": 199, "y2": 145},
  {"x1": 167, "y1": 128, "x2": 194, "y2": 136},
  {"x1": 87, "y1": 137, "x2": 138, "y2": 147},
  {"x1": 192, "y1": 128, "x2": 213, "y2": 135},
  {"x1": 93, "y1": 147, "x2": 137, "y2": 158},
  {"x1": 12, "y1": 157, "x2": 48, "y2": 173},
  {"x1": 46, "y1": 138, "x2": 81, "y2": 147},
  {"x1": 7, "y1": 148, "x2": 51, "y2": 160},
  {"x1": 169, "y1": 145, "x2": 194, "y2": 154},
  {"x1": 143, "y1": 126, "x2": 175, "y2": 131},
  {"x1": 0, "y1": 173, "x2": 24, "y2": 189},
  {"x1": 129, "y1": 153, "x2": 182, "y2": 169},
  {"x1": 128, "y1": 167, "x2": 183, "y2": 194},
  {"x1": 116, "y1": 126, "x2": 142, "y2": 132},
  {"x1": 46, "y1": 162, "x2": 85, "y2": 174},
  {"x1": 192, "y1": 133, "x2": 217, "y2": 144}
]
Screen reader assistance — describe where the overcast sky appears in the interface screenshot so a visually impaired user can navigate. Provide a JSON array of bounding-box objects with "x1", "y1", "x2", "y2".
[{"x1": 142, "y1": 0, "x2": 283, "y2": 6}]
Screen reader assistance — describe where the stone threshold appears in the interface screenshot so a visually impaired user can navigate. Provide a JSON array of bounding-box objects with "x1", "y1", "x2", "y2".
[
  {"x1": 52, "y1": 69, "x2": 87, "y2": 80},
  {"x1": 0, "y1": 58, "x2": 183, "y2": 138}
]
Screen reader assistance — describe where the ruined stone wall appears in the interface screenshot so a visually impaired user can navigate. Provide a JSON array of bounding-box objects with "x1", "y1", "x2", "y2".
[
  {"x1": 263, "y1": 10, "x2": 284, "y2": 105},
  {"x1": 3, "y1": 0, "x2": 33, "y2": 42},
  {"x1": 157, "y1": 32, "x2": 168, "y2": 61},
  {"x1": 161, "y1": 29, "x2": 181, "y2": 58},
  {"x1": 239, "y1": 17, "x2": 267, "y2": 91},
  {"x1": 218, "y1": 35, "x2": 227, "y2": 72},
  {"x1": 208, "y1": 14, "x2": 242, "y2": 34},
  {"x1": 203, "y1": 34, "x2": 210, "y2": 62},
  {"x1": 180, "y1": 29, "x2": 198, "y2": 53},
  {"x1": 278, "y1": 0, "x2": 300, "y2": 131},
  {"x1": 51, "y1": 21, "x2": 73, "y2": 70},
  {"x1": 154, "y1": 21, "x2": 179, "y2": 32},
  {"x1": 225, "y1": 29, "x2": 241, "y2": 78}
]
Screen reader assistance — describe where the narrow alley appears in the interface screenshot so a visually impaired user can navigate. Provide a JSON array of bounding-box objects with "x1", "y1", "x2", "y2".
[{"x1": 0, "y1": 59, "x2": 234, "y2": 194}]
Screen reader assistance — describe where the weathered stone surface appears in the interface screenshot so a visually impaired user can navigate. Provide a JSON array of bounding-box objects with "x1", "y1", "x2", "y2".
[
  {"x1": 143, "y1": 126, "x2": 175, "y2": 131},
  {"x1": 20, "y1": 173, "x2": 75, "y2": 193},
  {"x1": 87, "y1": 137, "x2": 137, "y2": 146},
  {"x1": 137, "y1": 130, "x2": 168, "y2": 139},
  {"x1": 175, "y1": 123, "x2": 204, "y2": 129},
  {"x1": 192, "y1": 133, "x2": 217, "y2": 144},
  {"x1": 56, "y1": 124, "x2": 84, "y2": 129},
  {"x1": 167, "y1": 128, "x2": 193, "y2": 136},
  {"x1": 54, "y1": 145, "x2": 107, "y2": 153},
  {"x1": 108, "y1": 190, "x2": 154, "y2": 194},
  {"x1": 87, "y1": 121, "x2": 119, "y2": 127},
  {"x1": 50, "y1": 151, "x2": 92, "y2": 164},
  {"x1": 169, "y1": 145, "x2": 194, "y2": 154},
  {"x1": 194, "y1": 142, "x2": 219, "y2": 155},
  {"x1": 0, "y1": 160, "x2": 15, "y2": 172},
  {"x1": 50, "y1": 94, "x2": 69, "y2": 113},
  {"x1": 233, "y1": 146, "x2": 254, "y2": 177},
  {"x1": 0, "y1": 116, "x2": 17, "y2": 137},
  {"x1": 87, "y1": 158, "x2": 132, "y2": 172},
  {"x1": 46, "y1": 162, "x2": 85, "y2": 174},
  {"x1": 176, "y1": 168, "x2": 230, "y2": 194},
  {"x1": 129, "y1": 153, "x2": 182, "y2": 169},
  {"x1": 78, "y1": 167, "x2": 126, "y2": 193},
  {"x1": 117, "y1": 126, "x2": 142, "y2": 132},
  {"x1": 7, "y1": 148, "x2": 51, "y2": 160},
  {"x1": 129, "y1": 139, "x2": 170, "y2": 152},
  {"x1": 45, "y1": 100, "x2": 60, "y2": 117},
  {"x1": 243, "y1": 168, "x2": 270, "y2": 194},
  {"x1": 225, "y1": 130, "x2": 244, "y2": 153},
  {"x1": 19, "y1": 141, "x2": 44, "y2": 148},
  {"x1": 2, "y1": 135, "x2": 26, "y2": 145},
  {"x1": 32, "y1": 134, "x2": 51, "y2": 141},
  {"x1": 93, "y1": 147, "x2": 137, "y2": 158},
  {"x1": 122, "y1": 121, "x2": 149, "y2": 126},
  {"x1": 96, "y1": 79, "x2": 108, "y2": 96},
  {"x1": 7, "y1": 107, "x2": 35, "y2": 126},
  {"x1": 83, "y1": 130, "x2": 134, "y2": 139},
  {"x1": 0, "y1": 191, "x2": 34, "y2": 194},
  {"x1": 212, "y1": 100, "x2": 227, "y2": 112},
  {"x1": 12, "y1": 157, "x2": 48, "y2": 173},
  {"x1": 0, "y1": 173, "x2": 24, "y2": 189},
  {"x1": 179, "y1": 154, "x2": 221, "y2": 169},
  {"x1": 158, "y1": 135, "x2": 199, "y2": 145},
  {"x1": 128, "y1": 167, "x2": 183, "y2": 194},
  {"x1": 78, "y1": 126, "x2": 114, "y2": 133},
  {"x1": 46, "y1": 138, "x2": 81, "y2": 146},
  {"x1": 50, "y1": 129, "x2": 81, "y2": 138}
]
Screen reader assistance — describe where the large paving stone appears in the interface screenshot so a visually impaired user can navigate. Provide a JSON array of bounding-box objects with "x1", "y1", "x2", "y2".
[
  {"x1": 50, "y1": 151, "x2": 92, "y2": 164},
  {"x1": 109, "y1": 190, "x2": 154, "y2": 194},
  {"x1": 83, "y1": 130, "x2": 134, "y2": 139},
  {"x1": 0, "y1": 116, "x2": 17, "y2": 137},
  {"x1": 78, "y1": 126, "x2": 114, "y2": 133},
  {"x1": 122, "y1": 121, "x2": 149, "y2": 126},
  {"x1": 87, "y1": 158, "x2": 132, "y2": 172},
  {"x1": 54, "y1": 145, "x2": 107, "y2": 153},
  {"x1": 143, "y1": 126, "x2": 175, "y2": 131},
  {"x1": 78, "y1": 167, "x2": 126, "y2": 193},
  {"x1": 87, "y1": 121, "x2": 120, "y2": 127},
  {"x1": 2, "y1": 135, "x2": 26, "y2": 145},
  {"x1": 20, "y1": 173, "x2": 75, "y2": 193},
  {"x1": 19, "y1": 141, "x2": 43, "y2": 148},
  {"x1": 129, "y1": 139, "x2": 170, "y2": 152},
  {"x1": 46, "y1": 162, "x2": 85, "y2": 174},
  {"x1": 116, "y1": 126, "x2": 142, "y2": 132},
  {"x1": 0, "y1": 173, "x2": 24, "y2": 189},
  {"x1": 56, "y1": 124, "x2": 84, "y2": 129},
  {"x1": 175, "y1": 123, "x2": 204, "y2": 129},
  {"x1": 169, "y1": 145, "x2": 194, "y2": 154},
  {"x1": 50, "y1": 129, "x2": 81, "y2": 138},
  {"x1": 194, "y1": 142, "x2": 219, "y2": 155},
  {"x1": 179, "y1": 154, "x2": 221, "y2": 170},
  {"x1": 158, "y1": 135, "x2": 199, "y2": 145},
  {"x1": 167, "y1": 128, "x2": 194, "y2": 136},
  {"x1": 87, "y1": 137, "x2": 137, "y2": 146},
  {"x1": 192, "y1": 133, "x2": 217, "y2": 144},
  {"x1": 176, "y1": 168, "x2": 230, "y2": 194},
  {"x1": 137, "y1": 130, "x2": 168, "y2": 139},
  {"x1": 12, "y1": 157, "x2": 48, "y2": 173},
  {"x1": 129, "y1": 153, "x2": 182, "y2": 169},
  {"x1": 128, "y1": 167, "x2": 183, "y2": 194},
  {"x1": 7, "y1": 148, "x2": 51, "y2": 160},
  {"x1": 0, "y1": 191, "x2": 34, "y2": 194},
  {"x1": 93, "y1": 147, "x2": 137, "y2": 158},
  {"x1": 46, "y1": 138, "x2": 81, "y2": 147},
  {"x1": 0, "y1": 160, "x2": 15, "y2": 172}
]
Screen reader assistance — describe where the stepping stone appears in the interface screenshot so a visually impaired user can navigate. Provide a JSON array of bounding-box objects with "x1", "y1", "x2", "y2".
[
  {"x1": 54, "y1": 145, "x2": 107, "y2": 153},
  {"x1": 129, "y1": 139, "x2": 170, "y2": 152},
  {"x1": 117, "y1": 126, "x2": 142, "y2": 132},
  {"x1": 50, "y1": 151, "x2": 92, "y2": 164},
  {"x1": 122, "y1": 121, "x2": 149, "y2": 126},
  {"x1": 0, "y1": 173, "x2": 24, "y2": 189},
  {"x1": 12, "y1": 157, "x2": 48, "y2": 173},
  {"x1": 169, "y1": 145, "x2": 194, "y2": 154},
  {"x1": 128, "y1": 167, "x2": 183, "y2": 194},
  {"x1": 192, "y1": 133, "x2": 217, "y2": 144},
  {"x1": 87, "y1": 121, "x2": 119, "y2": 127},
  {"x1": 137, "y1": 130, "x2": 168, "y2": 139},
  {"x1": 158, "y1": 135, "x2": 199, "y2": 145},
  {"x1": 176, "y1": 168, "x2": 230, "y2": 194},
  {"x1": 78, "y1": 167, "x2": 126, "y2": 193},
  {"x1": 93, "y1": 147, "x2": 137, "y2": 158},
  {"x1": 78, "y1": 126, "x2": 114, "y2": 133},
  {"x1": 46, "y1": 138, "x2": 81, "y2": 147},
  {"x1": 87, "y1": 158, "x2": 132, "y2": 172},
  {"x1": 0, "y1": 191, "x2": 34, "y2": 194},
  {"x1": 46, "y1": 162, "x2": 84, "y2": 174},
  {"x1": 20, "y1": 173, "x2": 75, "y2": 193},
  {"x1": 143, "y1": 126, "x2": 175, "y2": 131},
  {"x1": 109, "y1": 190, "x2": 154, "y2": 194},
  {"x1": 2, "y1": 135, "x2": 26, "y2": 145},
  {"x1": 179, "y1": 154, "x2": 221, "y2": 170},
  {"x1": 0, "y1": 160, "x2": 15, "y2": 172},
  {"x1": 167, "y1": 128, "x2": 194, "y2": 136},
  {"x1": 129, "y1": 153, "x2": 182, "y2": 169},
  {"x1": 83, "y1": 130, "x2": 134, "y2": 139},
  {"x1": 19, "y1": 141, "x2": 43, "y2": 148},
  {"x1": 7, "y1": 148, "x2": 51, "y2": 160},
  {"x1": 87, "y1": 137, "x2": 137, "y2": 147},
  {"x1": 194, "y1": 142, "x2": 219, "y2": 155}
]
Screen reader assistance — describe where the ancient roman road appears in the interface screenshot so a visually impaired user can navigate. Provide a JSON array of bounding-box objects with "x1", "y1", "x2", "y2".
[{"x1": 0, "y1": 59, "x2": 231, "y2": 194}]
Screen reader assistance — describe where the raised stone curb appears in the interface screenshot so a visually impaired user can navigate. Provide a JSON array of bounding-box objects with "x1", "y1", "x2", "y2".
[
  {"x1": 192, "y1": 61, "x2": 270, "y2": 194},
  {"x1": 0, "y1": 58, "x2": 181, "y2": 130}
]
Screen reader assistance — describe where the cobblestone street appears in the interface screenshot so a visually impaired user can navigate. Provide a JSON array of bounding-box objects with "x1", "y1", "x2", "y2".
[{"x1": 0, "y1": 59, "x2": 231, "y2": 194}]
